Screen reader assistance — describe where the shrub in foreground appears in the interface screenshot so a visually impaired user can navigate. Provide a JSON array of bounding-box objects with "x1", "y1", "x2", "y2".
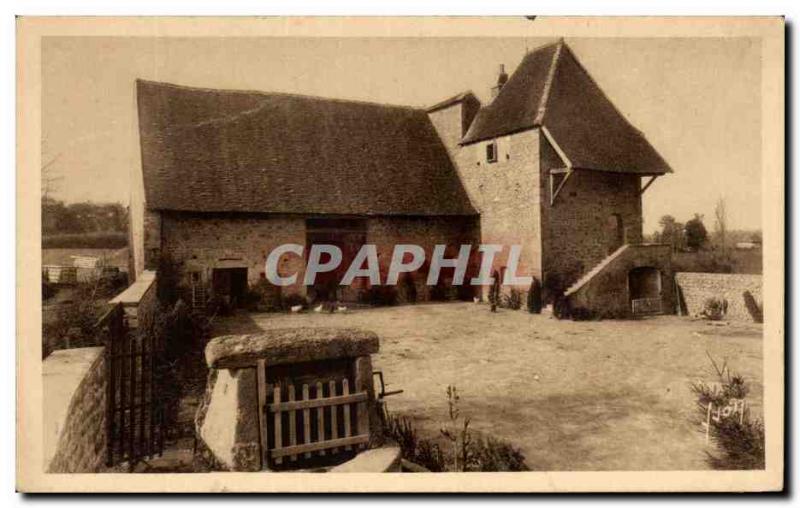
[
  {"x1": 690, "y1": 353, "x2": 765, "y2": 470},
  {"x1": 384, "y1": 385, "x2": 529, "y2": 472}
]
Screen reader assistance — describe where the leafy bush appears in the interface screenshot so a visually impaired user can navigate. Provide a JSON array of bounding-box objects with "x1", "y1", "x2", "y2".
[
  {"x1": 500, "y1": 288, "x2": 523, "y2": 310},
  {"x1": 41, "y1": 279, "x2": 110, "y2": 358},
  {"x1": 690, "y1": 353, "x2": 764, "y2": 470},
  {"x1": 456, "y1": 283, "x2": 475, "y2": 302},
  {"x1": 385, "y1": 385, "x2": 528, "y2": 472},
  {"x1": 428, "y1": 283, "x2": 448, "y2": 302},
  {"x1": 156, "y1": 253, "x2": 182, "y2": 306},
  {"x1": 359, "y1": 285, "x2": 398, "y2": 306},
  {"x1": 552, "y1": 295, "x2": 571, "y2": 320},
  {"x1": 142, "y1": 298, "x2": 215, "y2": 436},
  {"x1": 569, "y1": 307, "x2": 596, "y2": 321},
  {"x1": 398, "y1": 274, "x2": 418, "y2": 304},
  {"x1": 702, "y1": 297, "x2": 728, "y2": 321},
  {"x1": 243, "y1": 279, "x2": 283, "y2": 312},
  {"x1": 470, "y1": 436, "x2": 529, "y2": 472},
  {"x1": 384, "y1": 413, "x2": 446, "y2": 472},
  {"x1": 527, "y1": 277, "x2": 542, "y2": 314}
]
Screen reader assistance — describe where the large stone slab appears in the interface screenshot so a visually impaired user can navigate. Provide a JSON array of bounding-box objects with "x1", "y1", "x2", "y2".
[
  {"x1": 194, "y1": 368, "x2": 261, "y2": 471},
  {"x1": 205, "y1": 327, "x2": 380, "y2": 369}
]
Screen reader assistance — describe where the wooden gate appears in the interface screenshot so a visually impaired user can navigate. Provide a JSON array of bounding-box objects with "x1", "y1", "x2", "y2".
[
  {"x1": 256, "y1": 359, "x2": 371, "y2": 469},
  {"x1": 631, "y1": 297, "x2": 663, "y2": 316},
  {"x1": 96, "y1": 303, "x2": 165, "y2": 468}
]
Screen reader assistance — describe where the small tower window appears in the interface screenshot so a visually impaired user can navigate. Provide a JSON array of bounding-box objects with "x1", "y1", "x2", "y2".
[{"x1": 486, "y1": 141, "x2": 498, "y2": 163}]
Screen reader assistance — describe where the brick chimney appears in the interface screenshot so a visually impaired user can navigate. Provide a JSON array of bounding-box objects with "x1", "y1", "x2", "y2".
[{"x1": 491, "y1": 64, "x2": 509, "y2": 98}]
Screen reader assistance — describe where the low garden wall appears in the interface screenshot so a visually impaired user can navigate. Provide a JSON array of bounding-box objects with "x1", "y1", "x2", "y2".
[
  {"x1": 44, "y1": 346, "x2": 107, "y2": 473},
  {"x1": 109, "y1": 269, "x2": 156, "y2": 329},
  {"x1": 675, "y1": 272, "x2": 762, "y2": 322}
]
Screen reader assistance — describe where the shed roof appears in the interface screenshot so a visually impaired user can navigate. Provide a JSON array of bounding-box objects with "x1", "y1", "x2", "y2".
[
  {"x1": 137, "y1": 80, "x2": 477, "y2": 216},
  {"x1": 461, "y1": 40, "x2": 672, "y2": 176}
]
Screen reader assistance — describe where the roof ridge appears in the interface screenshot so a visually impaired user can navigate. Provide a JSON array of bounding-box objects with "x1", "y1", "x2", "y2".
[
  {"x1": 136, "y1": 78, "x2": 423, "y2": 112},
  {"x1": 533, "y1": 39, "x2": 564, "y2": 125},
  {"x1": 426, "y1": 90, "x2": 478, "y2": 113},
  {"x1": 523, "y1": 38, "x2": 562, "y2": 57}
]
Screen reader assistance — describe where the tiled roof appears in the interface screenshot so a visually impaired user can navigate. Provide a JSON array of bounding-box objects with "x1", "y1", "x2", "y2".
[
  {"x1": 426, "y1": 91, "x2": 479, "y2": 113},
  {"x1": 136, "y1": 80, "x2": 477, "y2": 216},
  {"x1": 462, "y1": 40, "x2": 672, "y2": 176}
]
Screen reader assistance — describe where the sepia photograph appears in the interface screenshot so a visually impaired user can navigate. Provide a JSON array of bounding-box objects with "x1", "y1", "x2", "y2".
[{"x1": 16, "y1": 15, "x2": 785, "y2": 493}]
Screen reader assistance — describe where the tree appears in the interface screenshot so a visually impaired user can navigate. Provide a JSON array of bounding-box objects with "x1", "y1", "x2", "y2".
[
  {"x1": 685, "y1": 214, "x2": 708, "y2": 251},
  {"x1": 659, "y1": 215, "x2": 685, "y2": 253},
  {"x1": 714, "y1": 197, "x2": 728, "y2": 253}
]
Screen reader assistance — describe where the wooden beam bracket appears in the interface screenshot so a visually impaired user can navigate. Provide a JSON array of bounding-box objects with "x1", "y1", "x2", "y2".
[
  {"x1": 640, "y1": 175, "x2": 659, "y2": 195},
  {"x1": 550, "y1": 168, "x2": 573, "y2": 206}
]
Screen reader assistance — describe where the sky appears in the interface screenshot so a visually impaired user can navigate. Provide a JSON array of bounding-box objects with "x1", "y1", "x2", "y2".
[{"x1": 42, "y1": 35, "x2": 762, "y2": 233}]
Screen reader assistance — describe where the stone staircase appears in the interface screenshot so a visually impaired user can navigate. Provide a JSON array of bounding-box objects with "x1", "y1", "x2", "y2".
[{"x1": 564, "y1": 244, "x2": 630, "y2": 297}]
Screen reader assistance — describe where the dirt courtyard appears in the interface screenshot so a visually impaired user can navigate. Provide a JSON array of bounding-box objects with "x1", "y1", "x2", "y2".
[{"x1": 213, "y1": 302, "x2": 763, "y2": 471}]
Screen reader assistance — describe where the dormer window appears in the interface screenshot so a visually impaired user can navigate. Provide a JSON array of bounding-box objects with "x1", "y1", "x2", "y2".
[{"x1": 486, "y1": 141, "x2": 498, "y2": 163}]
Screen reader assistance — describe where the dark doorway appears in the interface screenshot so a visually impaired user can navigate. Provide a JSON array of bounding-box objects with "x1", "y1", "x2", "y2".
[
  {"x1": 305, "y1": 218, "x2": 367, "y2": 302},
  {"x1": 628, "y1": 266, "x2": 662, "y2": 315},
  {"x1": 212, "y1": 267, "x2": 248, "y2": 308}
]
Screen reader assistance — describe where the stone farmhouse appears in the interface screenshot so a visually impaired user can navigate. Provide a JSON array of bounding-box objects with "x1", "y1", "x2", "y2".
[{"x1": 129, "y1": 39, "x2": 675, "y2": 318}]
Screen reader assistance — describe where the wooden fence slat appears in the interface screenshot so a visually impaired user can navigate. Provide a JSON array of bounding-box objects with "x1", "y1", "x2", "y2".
[
  {"x1": 329, "y1": 380, "x2": 338, "y2": 453},
  {"x1": 353, "y1": 356, "x2": 372, "y2": 450},
  {"x1": 268, "y1": 392, "x2": 368, "y2": 412},
  {"x1": 288, "y1": 384, "x2": 297, "y2": 462},
  {"x1": 342, "y1": 379, "x2": 352, "y2": 451},
  {"x1": 270, "y1": 435, "x2": 370, "y2": 459},
  {"x1": 256, "y1": 360, "x2": 269, "y2": 469},
  {"x1": 302, "y1": 384, "x2": 311, "y2": 459},
  {"x1": 316, "y1": 381, "x2": 325, "y2": 456},
  {"x1": 273, "y1": 385, "x2": 283, "y2": 465}
]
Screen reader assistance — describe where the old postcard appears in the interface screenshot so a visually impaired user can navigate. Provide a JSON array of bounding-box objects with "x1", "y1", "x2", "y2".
[{"x1": 17, "y1": 16, "x2": 784, "y2": 492}]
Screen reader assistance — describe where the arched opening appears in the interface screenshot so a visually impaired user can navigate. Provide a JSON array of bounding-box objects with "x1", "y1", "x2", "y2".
[{"x1": 628, "y1": 266, "x2": 662, "y2": 315}]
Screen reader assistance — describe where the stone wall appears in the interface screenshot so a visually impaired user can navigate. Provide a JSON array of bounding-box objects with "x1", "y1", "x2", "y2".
[
  {"x1": 160, "y1": 212, "x2": 307, "y2": 296},
  {"x1": 109, "y1": 270, "x2": 157, "y2": 329},
  {"x1": 367, "y1": 215, "x2": 479, "y2": 301},
  {"x1": 675, "y1": 272, "x2": 763, "y2": 322},
  {"x1": 540, "y1": 134, "x2": 644, "y2": 296},
  {"x1": 429, "y1": 109, "x2": 649, "y2": 305},
  {"x1": 429, "y1": 114, "x2": 544, "y2": 289},
  {"x1": 566, "y1": 244, "x2": 675, "y2": 318},
  {"x1": 44, "y1": 347, "x2": 107, "y2": 473},
  {"x1": 160, "y1": 211, "x2": 479, "y2": 302}
]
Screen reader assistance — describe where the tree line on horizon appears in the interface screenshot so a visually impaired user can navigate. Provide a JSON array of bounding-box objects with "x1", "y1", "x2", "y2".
[
  {"x1": 647, "y1": 199, "x2": 762, "y2": 253},
  {"x1": 42, "y1": 197, "x2": 127, "y2": 236}
]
